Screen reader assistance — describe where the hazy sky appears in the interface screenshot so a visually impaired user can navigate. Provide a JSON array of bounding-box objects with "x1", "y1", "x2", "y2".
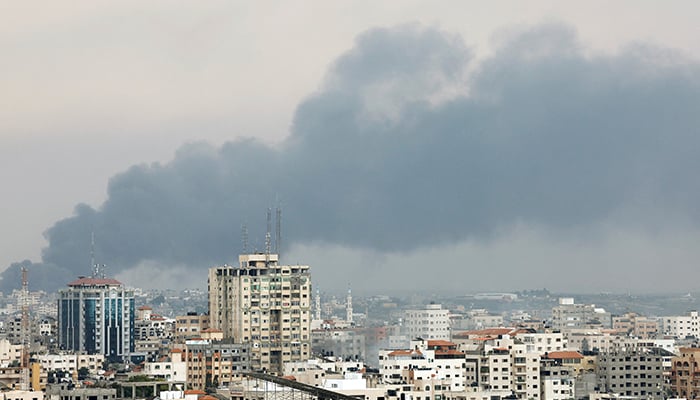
[{"x1": 2, "y1": 1, "x2": 700, "y2": 293}]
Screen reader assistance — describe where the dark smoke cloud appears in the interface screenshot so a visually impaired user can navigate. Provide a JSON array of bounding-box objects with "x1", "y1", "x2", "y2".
[{"x1": 4, "y1": 24, "x2": 700, "y2": 292}]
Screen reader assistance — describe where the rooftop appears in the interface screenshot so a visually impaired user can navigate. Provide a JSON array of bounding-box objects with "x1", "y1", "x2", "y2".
[
  {"x1": 545, "y1": 351, "x2": 584, "y2": 360},
  {"x1": 67, "y1": 277, "x2": 123, "y2": 287}
]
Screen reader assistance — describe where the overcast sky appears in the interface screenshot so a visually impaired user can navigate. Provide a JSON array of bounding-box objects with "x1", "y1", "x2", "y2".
[{"x1": 2, "y1": 1, "x2": 700, "y2": 294}]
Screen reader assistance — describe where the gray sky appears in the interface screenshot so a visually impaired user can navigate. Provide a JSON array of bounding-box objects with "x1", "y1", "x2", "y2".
[{"x1": 2, "y1": 1, "x2": 700, "y2": 293}]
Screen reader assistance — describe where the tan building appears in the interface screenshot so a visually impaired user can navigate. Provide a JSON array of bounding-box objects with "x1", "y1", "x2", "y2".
[
  {"x1": 612, "y1": 312, "x2": 658, "y2": 339},
  {"x1": 208, "y1": 253, "x2": 312, "y2": 374},
  {"x1": 0, "y1": 363, "x2": 46, "y2": 391},
  {"x1": 184, "y1": 340, "x2": 250, "y2": 391},
  {"x1": 175, "y1": 313, "x2": 210, "y2": 342},
  {"x1": 671, "y1": 347, "x2": 700, "y2": 399}
]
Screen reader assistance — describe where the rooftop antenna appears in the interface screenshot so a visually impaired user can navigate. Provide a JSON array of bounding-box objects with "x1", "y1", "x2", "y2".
[
  {"x1": 275, "y1": 206, "x2": 281, "y2": 255},
  {"x1": 91, "y1": 231, "x2": 98, "y2": 277},
  {"x1": 265, "y1": 208, "x2": 272, "y2": 265},
  {"x1": 242, "y1": 223, "x2": 249, "y2": 254}
]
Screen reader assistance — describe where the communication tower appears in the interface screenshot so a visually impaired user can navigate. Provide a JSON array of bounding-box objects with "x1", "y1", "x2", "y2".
[{"x1": 20, "y1": 267, "x2": 30, "y2": 390}]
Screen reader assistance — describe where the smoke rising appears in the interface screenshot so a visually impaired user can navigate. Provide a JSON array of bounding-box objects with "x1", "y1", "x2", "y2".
[{"x1": 4, "y1": 24, "x2": 700, "y2": 293}]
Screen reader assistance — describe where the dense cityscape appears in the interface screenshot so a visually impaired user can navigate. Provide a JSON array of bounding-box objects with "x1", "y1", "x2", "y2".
[
  {"x1": 4, "y1": 3, "x2": 700, "y2": 400},
  {"x1": 3, "y1": 250, "x2": 700, "y2": 400}
]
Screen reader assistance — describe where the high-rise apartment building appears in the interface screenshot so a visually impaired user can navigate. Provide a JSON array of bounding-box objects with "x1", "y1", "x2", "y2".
[
  {"x1": 208, "y1": 253, "x2": 312, "y2": 374},
  {"x1": 58, "y1": 277, "x2": 135, "y2": 360}
]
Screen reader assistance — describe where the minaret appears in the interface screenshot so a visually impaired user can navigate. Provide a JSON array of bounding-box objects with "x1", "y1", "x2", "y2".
[
  {"x1": 346, "y1": 287, "x2": 353, "y2": 324},
  {"x1": 315, "y1": 288, "x2": 321, "y2": 320}
]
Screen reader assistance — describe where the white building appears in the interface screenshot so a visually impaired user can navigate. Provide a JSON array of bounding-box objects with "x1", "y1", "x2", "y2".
[
  {"x1": 143, "y1": 350, "x2": 186, "y2": 382},
  {"x1": 0, "y1": 339, "x2": 22, "y2": 368},
  {"x1": 379, "y1": 338, "x2": 467, "y2": 392},
  {"x1": 404, "y1": 304, "x2": 451, "y2": 341},
  {"x1": 462, "y1": 334, "x2": 541, "y2": 399},
  {"x1": 38, "y1": 353, "x2": 104, "y2": 377},
  {"x1": 662, "y1": 310, "x2": 700, "y2": 338},
  {"x1": 540, "y1": 362, "x2": 575, "y2": 400},
  {"x1": 517, "y1": 331, "x2": 567, "y2": 354}
]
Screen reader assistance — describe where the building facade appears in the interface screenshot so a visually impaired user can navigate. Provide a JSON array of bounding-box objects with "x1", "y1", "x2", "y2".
[
  {"x1": 38, "y1": 353, "x2": 104, "y2": 378},
  {"x1": 596, "y1": 349, "x2": 664, "y2": 399},
  {"x1": 379, "y1": 339, "x2": 467, "y2": 392},
  {"x1": 670, "y1": 347, "x2": 700, "y2": 399},
  {"x1": 208, "y1": 253, "x2": 312, "y2": 374},
  {"x1": 551, "y1": 298, "x2": 612, "y2": 330},
  {"x1": 663, "y1": 311, "x2": 700, "y2": 339},
  {"x1": 57, "y1": 277, "x2": 135, "y2": 359},
  {"x1": 175, "y1": 313, "x2": 210, "y2": 342},
  {"x1": 184, "y1": 339, "x2": 251, "y2": 390},
  {"x1": 403, "y1": 304, "x2": 451, "y2": 341}
]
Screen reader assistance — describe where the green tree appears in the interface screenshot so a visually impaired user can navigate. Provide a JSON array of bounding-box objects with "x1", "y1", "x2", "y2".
[{"x1": 78, "y1": 367, "x2": 90, "y2": 380}]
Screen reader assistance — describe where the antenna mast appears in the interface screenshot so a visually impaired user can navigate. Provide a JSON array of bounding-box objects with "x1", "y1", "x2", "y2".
[
  {"x1": 265, "y1": 208, "x2": 272, "y2": 265},
  {"x1": 242, "y1": 224, "x2": 249, "y2": 254},
  {"x1": 91, "y1": 231, "x2": 98, "y2": 277},
  {"x1": 275, "y1": 207, "x2": 281, "y2": 255}
]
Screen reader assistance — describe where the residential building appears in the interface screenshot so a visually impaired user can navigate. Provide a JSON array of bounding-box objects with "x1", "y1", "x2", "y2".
[
  {"x1": 551, "y1": 298, "x2": 611, "y2": 330},
  {"x1": 540, "y1": 360, "x2": 575, "y2": 400},
  {"x1": 135, "y1": 310, "x2": 174, "y2": 341},
  {"x1": 542, "y1": 351, "x2": 585, "y2": 377},
  {"x1": 0, "y1": 339, "x2": 22, "y2": 368},
  {"x1": 565, "y1": 329, "x2": 619, "y2": 353},
  {"x1": 403, "y1": 304, "x2": 451, "y2": 341},
  {"x1": 175, "y1": 313, "x2": 210, "y2": 342},
  {"x1": 143, "y1": 349, "x2": 186, "y2": 382},
  {"x1": 460, "y1": 332, "x2": 541, "y2": 399},
  {"x1": 612, "y1": 312, "x2": 658, "y2": 339},
  {"x1": 0, "y1": 364, "x2": 46, "y2": 391},
  {"x1": 284, "y1": 357, "x2": 366, "y2": 378},
  {"x1": 670, "y1": 347, "x2": 700, "y2": 399},
  {"x1": 518, "y1": 331, "x2": 567, "y2": 354},
  {"x1": 379, "y1": 338, "x2": 467, "y2": 392},
  {"x1": 663, "y1": 311, "x2": 700, "y2": 339},
  {"x1": 311, "y1": 328, "x2": 366, "y2": 361},
  {"x1": 596, "y1": 348, "x2": 664, "y2": 399},
  {"x1": 184, "y1": 339, "x2": 251, "y2": 391},
  {"x1": 208, "y1": 253, "x2": 312, "y2": 374},
  {"x1": 38, "y1": 353, "x2": 104, "y2": 378}
]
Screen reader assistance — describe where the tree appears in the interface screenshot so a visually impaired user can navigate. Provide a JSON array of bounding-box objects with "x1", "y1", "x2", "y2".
[{"x1": 78, "y1": 367, "x2": 90, "y2": 380}]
